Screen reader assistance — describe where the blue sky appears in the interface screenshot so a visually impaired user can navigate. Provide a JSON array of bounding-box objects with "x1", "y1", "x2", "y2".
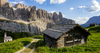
[{"x1": 8, "y1": 0, "x2": 100, "y2": 24}]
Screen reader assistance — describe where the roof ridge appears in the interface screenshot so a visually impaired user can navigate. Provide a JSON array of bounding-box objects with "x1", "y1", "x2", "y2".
[{"x1": 48, "y1": 28, "x2": 63, "y2": 33}]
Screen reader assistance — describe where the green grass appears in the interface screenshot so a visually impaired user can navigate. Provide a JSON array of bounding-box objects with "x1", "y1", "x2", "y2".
[
  {"x1": 0, "y1": 38, "x2": 32, "y2": 53},
  {"x1": 34, "y1": 26, "x2": 100, "y2": 53},
  {"x1": 0, "y1": 28, "x2": 32, "y2": 42},
  {"x1": 0, "y1": 37, "x2": 3, "y2": 42},
  {"x1": 22, "y1": 39, "x2": 40, "y2": 53},
  {"x1": 21, "y1": 42, "x2": 36, "y2": 53},
  {"x1": 32, "y1": 35, "x2": 43, "y2": 39}
]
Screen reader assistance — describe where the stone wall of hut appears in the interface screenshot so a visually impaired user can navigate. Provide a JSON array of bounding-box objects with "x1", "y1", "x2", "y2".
[
  {"x1": 57, "y1": 35, "x2": 65, "y2": 48},
  {"x1": 44, "y1": 34, "x2": 57, "y2": 48}
]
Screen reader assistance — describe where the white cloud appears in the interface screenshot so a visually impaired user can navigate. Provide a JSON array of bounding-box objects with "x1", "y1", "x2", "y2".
[
  {"x1": 85, "y1": 0, "x2": 100, "y2": 12},
  {"x1": 49, "y1": 11, "x2": 56, "y2": 14},
  {"x1": 63, "y1": 14, "x2": 65, "y2": 17},
  {"x1": 73, "y1": 17, "x2": 89, "y2": 24},
  {"x1": 78, "y1": 6, "x2": 86, "y2": 8},
  {"x1": 50, "y1": 0, "x2": 66, "y2": 4},
  {"x1": 10, "y1": 1, "x2": 26, "y2": 4},
  {"x1": 70, "y1": 7, "x2": 74, "y2": 11},
  {"x1": 34, "y1": 0, "x2": 46, "y2": 4}
]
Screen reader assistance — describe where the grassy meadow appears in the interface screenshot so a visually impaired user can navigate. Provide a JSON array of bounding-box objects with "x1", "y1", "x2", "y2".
[
  {"x1": 0, "y1": 25, "x2": 100, "y2": 53},
  {"x1": 0, "y1": 38, "x2": 32, "y2": 53},
  {"x1": 34, "y1": 25, "x2": 100, "y2": 53},
  {"x1": 0, "y1": 37, "x2": 3, "y2": 43},
  {"x1": 0, "y1": 28, "x2": 32, "y2": 43}
]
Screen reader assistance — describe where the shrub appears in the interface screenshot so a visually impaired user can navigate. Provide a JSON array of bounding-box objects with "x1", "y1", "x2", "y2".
[
  {"x1": 32, "y1": 35, "x2": 43, "y2": 39},
  {"x1": 35, "y1": 40, "x2": 45, "y2": 48}
]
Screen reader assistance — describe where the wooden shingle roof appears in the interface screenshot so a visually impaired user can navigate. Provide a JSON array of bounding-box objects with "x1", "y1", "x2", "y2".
[{"x1": 43, "y1": 24, "x2": 78, "y2": 39}]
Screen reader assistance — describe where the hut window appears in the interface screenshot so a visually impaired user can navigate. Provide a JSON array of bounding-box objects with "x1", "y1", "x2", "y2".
[
  {"x1": 64, "y1": 36, "x2": 73, "y2": 46},
  {"x1": 65, "y1": 35, "x2": 81, "y2": 46},
  {"x1": 74, "y1": 35, "x2": 81, "y2": 44},
  {"x1": 66, "y1": 36, "x2": 73, "y2": 41},
  {"x1": 66, "y1": 42, "x2": 73, "y2": 46}
]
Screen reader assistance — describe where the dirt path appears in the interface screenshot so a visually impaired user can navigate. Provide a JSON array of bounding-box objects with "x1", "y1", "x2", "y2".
[
  {"x1": 29, "y1": 39, "x2": 40, "y2": 53},
  {"x1": 30, "y1": 47, "x2": 35, "y2": 53},
  {"x1": 15, "y1": 39, "x2": 40, "y2": 53}
]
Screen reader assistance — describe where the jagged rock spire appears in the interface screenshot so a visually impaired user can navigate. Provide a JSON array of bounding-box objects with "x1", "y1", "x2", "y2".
[{"x1": 0, "y1": 0, "x2": 8, "y2": 7}]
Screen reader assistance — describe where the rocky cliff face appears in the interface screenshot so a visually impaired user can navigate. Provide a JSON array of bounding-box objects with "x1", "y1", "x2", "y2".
[
  {"x1": 0, "y1": 0, "x2": 8, "y2": 7},
  {"x1": 0, "y1": 14, "x2": 54, "y2": 34},
  {"x1": 0, "y1": 21, "x2": 29, "y2": 32},
  {"x1": 0, "y1": 1, "x2": 75, "y2": 34},
  {"x1": 14, "y1": 3, "x2": 28, "y2": 9}
]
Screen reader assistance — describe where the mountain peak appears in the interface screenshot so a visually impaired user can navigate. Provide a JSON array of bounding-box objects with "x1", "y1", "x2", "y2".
[
  {"x1": 0, "y1": 0, "x2": 8, "y2": 7},
  {"x1": 81, "y1": 15, "x2": 100, "y2": 27},
  {"x1": 14, "y1": 3, "x2": 28, "y2": 9}
]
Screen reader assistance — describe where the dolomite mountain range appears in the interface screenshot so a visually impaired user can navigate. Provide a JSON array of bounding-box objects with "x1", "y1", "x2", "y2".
[{"x1": 0, "y1": 0, "x2": 75, "y2": 34}]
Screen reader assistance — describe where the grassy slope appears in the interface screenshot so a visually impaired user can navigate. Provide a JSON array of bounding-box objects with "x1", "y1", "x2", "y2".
[
  {"x1": 0, "y1": 38, "x2": 32, "y2": 53},
  {"x1": 0, "y1": 28, "x2": 32, "y2": 43},
  {"x1": 0, "y1": 37, "x2": 3, "y2": 42},
  {"x1": 35, "y1": 26, "x2": 100, "y2": 53}
]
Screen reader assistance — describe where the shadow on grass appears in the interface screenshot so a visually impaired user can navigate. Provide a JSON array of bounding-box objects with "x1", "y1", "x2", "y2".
[
  {"x1": 21, "y1": 42, "x2": 37, "y2": 53},
  {"x1": 35, "y1": 40, "x2": 46, "y2": 48},
  {"x1": 32, "y1": 36, "x2": 43, "y2": 39},
  {"x1": 22, "y1": 41, "x2": 31, "y2": 46}
]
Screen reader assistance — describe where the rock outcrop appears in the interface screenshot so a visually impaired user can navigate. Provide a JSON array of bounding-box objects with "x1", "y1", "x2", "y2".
[
  {"x1": 0, "y1": 0, "x2": 8, "y2": 7},
  {"x1": 53, "y1": 12, "x2": 60, "y2": 24},
  {"x1": 30, "y1": 6, "x2": 37, "y2": 21},
  {"x1": 0, "y1": 15, "x2": 54, "y2": 34},
  {"x1": 0, "y1": 21, "x2": 29, "y2": 32},
  {"x1": 14, "y1": 3, "x2": 28, "y2": 9},
  {"x1": 0, "y1": 1, "x2": 75, "y2": 34},
  {"x1": 59, "y1": 12, "x2": 63, "y2": 18}
]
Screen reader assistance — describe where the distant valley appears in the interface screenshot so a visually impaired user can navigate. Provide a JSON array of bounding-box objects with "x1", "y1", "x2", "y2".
[{"x1": 81, "y1": 15, "x2": 100, "y2": 27}]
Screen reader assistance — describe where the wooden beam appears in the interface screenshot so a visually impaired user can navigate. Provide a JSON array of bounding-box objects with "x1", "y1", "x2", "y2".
[{"x1": 73, "y1": 34, "x2": 75, "y2": 45}]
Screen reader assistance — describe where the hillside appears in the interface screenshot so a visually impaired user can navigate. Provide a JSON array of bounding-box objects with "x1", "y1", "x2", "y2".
[
  {"x1": 0, "y1": 38, "x2": 32, "y2": 53},
  {"x1": 0, "y1": 25, "x2": 100, "y2": 53},
  {"x1": 81, "y1": 16, "x2": 100, "y2": 27}
]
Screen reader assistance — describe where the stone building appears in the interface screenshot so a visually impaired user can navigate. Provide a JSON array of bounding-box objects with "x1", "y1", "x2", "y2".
[
  {"x1": 43, "y1": 24, "x2": 90, "y2": 48},
  {"x1": 89, "y1": 23, "x2": 97, "y2": 27},
  {"x1": 4, "y1": 33, "x2": 12, "y2": 42}
]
